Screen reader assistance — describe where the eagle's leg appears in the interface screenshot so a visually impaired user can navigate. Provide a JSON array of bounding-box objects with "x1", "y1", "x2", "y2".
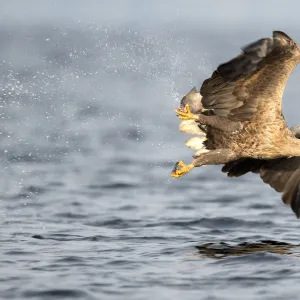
[
  {"x1": 192, "y1": 149, "x2": 237, "y2": 166},
  {"x1": 171, "y1": 149, "x2": 237, "y2": 178},
  {"x1": 175, "y1": 104, "x2": 241, "y2": 132}
]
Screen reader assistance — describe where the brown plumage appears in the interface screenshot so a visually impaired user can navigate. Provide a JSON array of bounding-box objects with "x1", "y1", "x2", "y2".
[{"x1": 172, "y1": 31, "x2": 300, "y2": 218}]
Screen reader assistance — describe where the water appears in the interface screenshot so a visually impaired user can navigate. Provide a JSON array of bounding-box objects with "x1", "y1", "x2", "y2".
[{"x1": 2, "y1": 3, "x2": 300, "y2": 299}]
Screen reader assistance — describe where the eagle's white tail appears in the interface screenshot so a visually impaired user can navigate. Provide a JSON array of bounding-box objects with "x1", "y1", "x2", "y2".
[
  {"x1": 179, "y1": 120, "x2": 209, "y2": 157},
  {"x1": 179, "y1": 120, "x2": 204, "y2": 135},
  {"x1": 185, "y1": 136, "x2": 206, "y2": 150}
]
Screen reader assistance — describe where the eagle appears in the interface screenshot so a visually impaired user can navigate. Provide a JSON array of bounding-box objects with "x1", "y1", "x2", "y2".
[{"x1": 171, "y1": 31, "x2": 300, "y2": 218}]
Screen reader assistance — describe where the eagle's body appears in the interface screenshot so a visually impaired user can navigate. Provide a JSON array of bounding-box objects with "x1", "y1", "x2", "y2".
[
  {"x1": 202, "y1": 32, "x2": 300, "y2": 159},
  {"x1": 172, "y1": 31, "x2": 300, "y2": 217},
  {"x1": 206, "y1": 106, "x2": 297, "y2": 160}
]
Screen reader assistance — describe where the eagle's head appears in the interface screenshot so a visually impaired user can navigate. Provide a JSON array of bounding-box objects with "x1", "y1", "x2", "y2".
[{"x1": 179, "y1": 87, "x2": 203, "y2": 113}]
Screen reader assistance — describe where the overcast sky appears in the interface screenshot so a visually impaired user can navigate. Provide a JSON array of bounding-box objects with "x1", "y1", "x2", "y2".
[{"x1": 1, "y1": 0, "x2": 300, "y2": 34}]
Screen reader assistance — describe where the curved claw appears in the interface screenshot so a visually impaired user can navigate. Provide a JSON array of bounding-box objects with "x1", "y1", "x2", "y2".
[
  {"x1": 171, "y1": 161, "x2": 194, "y2": 178},
  {"x1": 175, "y1": 104, "x2": 199, "y2": 121}
]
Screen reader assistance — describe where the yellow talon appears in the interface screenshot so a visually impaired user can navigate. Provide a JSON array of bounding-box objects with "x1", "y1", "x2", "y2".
[
  {"x1": 175, "y1": 104, "x2": 198, "y2": 120},
  {"x1": 171, "y1": 160, "x2": 194, "y2": 178},
  {"x1": 185, "y1": 104, "x2": 191, "y2": 114}
]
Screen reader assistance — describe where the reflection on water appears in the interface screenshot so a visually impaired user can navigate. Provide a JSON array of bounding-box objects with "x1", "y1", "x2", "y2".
[{"x1": 196, "y1": 240, "x2": 300, "y2": 259}]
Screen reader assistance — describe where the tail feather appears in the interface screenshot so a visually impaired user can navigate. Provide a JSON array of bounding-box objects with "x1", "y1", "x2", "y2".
[
  {"x1": 185, "y1": 136, "x2": 207, "y2": 150},
  {"x1": 179, "y1": 120, "x2": 205, "y2": 135},
  {"x1": 180, "y1": 121, "x2": 209, "y2": 157}
]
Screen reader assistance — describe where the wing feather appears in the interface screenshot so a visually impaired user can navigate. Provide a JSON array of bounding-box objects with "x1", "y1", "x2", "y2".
[
  {"x1": 222, "y1": 156, "x2": 300, "y2": 217},
  {"x1": 200, "y1": 31, "x2": 298, "y2": 121},
  {"x1": 262, "y1": 157, "x2": 300, "y2": 217}
]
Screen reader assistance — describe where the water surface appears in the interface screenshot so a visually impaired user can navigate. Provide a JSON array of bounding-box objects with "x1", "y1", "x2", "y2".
[{"x1": 1, "y1": 3, "x2": 300, "y2": 299}]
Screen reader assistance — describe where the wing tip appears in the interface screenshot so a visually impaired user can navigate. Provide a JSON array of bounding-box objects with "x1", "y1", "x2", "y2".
[
  {"x1": 294, "y1": 206, "x2": 300, "y2": 219},
  {"x1": 273, "y1": 31, "x2": 293, "y2": 41}
]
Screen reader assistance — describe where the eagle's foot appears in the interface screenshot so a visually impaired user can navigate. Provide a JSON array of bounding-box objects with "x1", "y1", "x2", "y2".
[
  {"x1": 175, "y1": 104, "x2": 199, "y2": 121},
  {"x1": 171, "y1": 161, "x2": 194, "y2": 178}
]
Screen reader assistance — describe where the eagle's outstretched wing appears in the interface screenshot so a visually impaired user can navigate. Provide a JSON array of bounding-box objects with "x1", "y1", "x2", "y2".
[
  {"x1": 222, "y1": 157, "x2": 300, "y2": 218},
  {"x1": 200, "y1": 31, "x2": 299, "y2": 121}
]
